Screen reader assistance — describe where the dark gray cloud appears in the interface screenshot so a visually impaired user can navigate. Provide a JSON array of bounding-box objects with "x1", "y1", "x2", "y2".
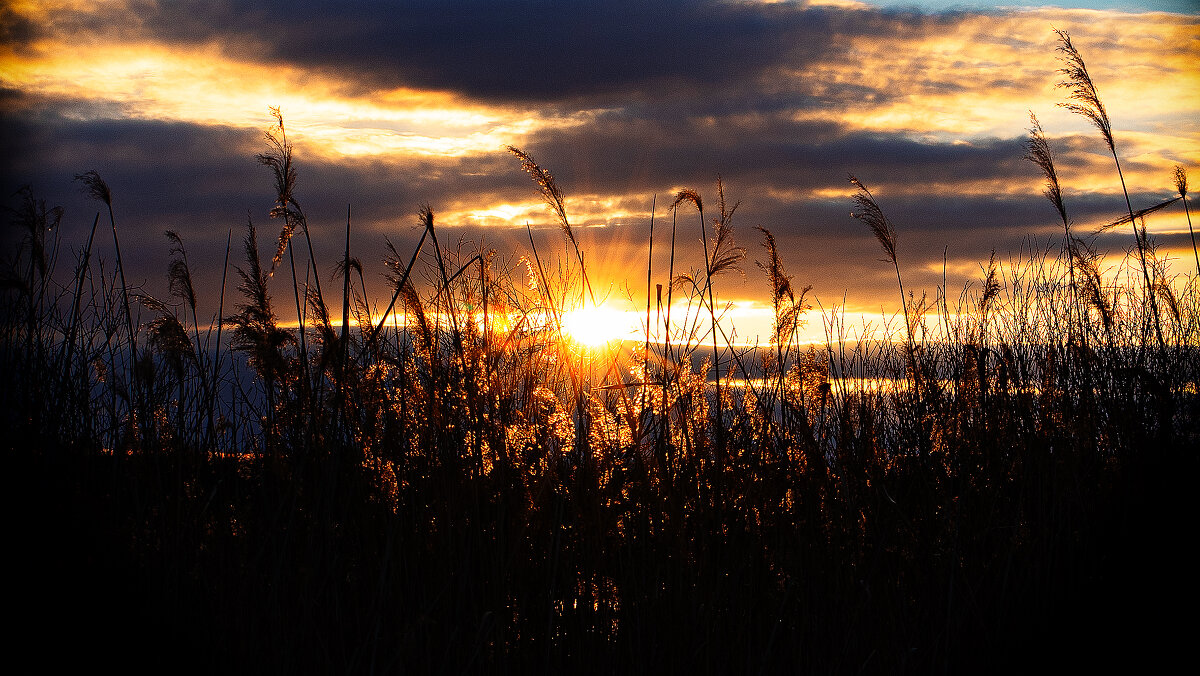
[
  {"x1": 144, "y1": 0, "x2": 847, "y2": 104},
  {"x1": 8, "y1": 1, "x2": 965, "y2": 106},
  {"x1": 513, "y1": 106, "x2": 1034, "y2": 195}
]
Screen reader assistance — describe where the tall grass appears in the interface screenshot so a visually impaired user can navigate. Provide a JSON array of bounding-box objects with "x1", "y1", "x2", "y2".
[
  {"x1": 1055, "y1": 28, "x2": 1165, "y2": 347},
  {"x1": 3, "y1": 35, "x2": 1197, "y2": 675}
]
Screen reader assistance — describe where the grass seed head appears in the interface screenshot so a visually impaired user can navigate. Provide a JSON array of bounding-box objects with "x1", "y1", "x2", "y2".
[
  {"x1": 671, "y1": 188, "x2": 702, "y2": 214},
  {"x1": 507, "y1": 145, "x2": 572, "y2": 240},
  {"x1": 848, "y1": 174, "x2": 897, "y2": 266},
  {"x1": 165, "y1": 230, "x2": 197, "y2": 312},
  {"x1": 1054, "y1": 28, "x2": 1114, "y2": 153},
  {"x1": 75, "y1": 170, "x2": 112, "y2": 207},
  {"x1": 1025, "y1": 112, "x2": 1070, "y2": 229}
]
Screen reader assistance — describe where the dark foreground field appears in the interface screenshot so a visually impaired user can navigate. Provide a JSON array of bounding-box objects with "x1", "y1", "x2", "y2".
[{"x1": 5, "y1": 176, "x2": 1197, "y2": 674}]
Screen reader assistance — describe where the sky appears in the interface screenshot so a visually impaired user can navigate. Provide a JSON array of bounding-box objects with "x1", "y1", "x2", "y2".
[{"x1": 2, "y1": 0, "x2": 1198, "y2": 343}]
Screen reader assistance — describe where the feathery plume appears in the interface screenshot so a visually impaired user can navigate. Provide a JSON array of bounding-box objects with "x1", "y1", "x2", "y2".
[
  {"x1": 756, "y1": 226, "x2": 809, "y2": 347},
  {"x1": 506, "y1": 145, "x2": 572, "y2": 241},
  {"x1": 707, "y1": 180, "x2": 745, "y2": 279},
  {"x1": 1053, "y1": 28, "x2": 1161, "y2": 346},
  {"x1": 671, "y1": 188, "x2": 702, "y2": 214},
  {"x1": 1155, "y1": 278, "x2": 1181, "y2": 326},
  {"x1": 979, "y1": 251, "x2": 1000, "y2": 318},
  {"x1": 849, "y1": 175, "x2": 896, "y2": 265},
  {"x1": 1054, "y1": 28, "x2": 1113, "y2": 153},
  {"x1": 227, "y1": 217, "x2": 292, "y2": 384},
  {"x1": 399, "y1": 278, "x2": 431, "y2": 350},
  {"x1": 757, "y1": 226, "x2": 793, "y2": 307},
  {"x1": 1097, "y1": 196, "x2": 1181, "y2": 233},
  {"x1": 75, "y1": 170, "x2": 111, "y2": 207},
  {"x1": 1075, "y1": 246, "x2": 1113, "y2": 337},
  {"x1": 146, "y1": 313, "x2": 197, "y2": 374},
  {"x1": 1173, "y1": 165, "x2": 1199, "y2": 276},
  {"x1": 507, "y1": 146, "x2": 595, "y2": 304},
  {"x1": 1024, "y1": 113, "x2": 1070, "y2": 230},
  {"x1": 165, "y1": 230, "x2": 197, "y2": 312},
  {"x1": 258, "y1": 107, "x2": 299, "y2": 273}
]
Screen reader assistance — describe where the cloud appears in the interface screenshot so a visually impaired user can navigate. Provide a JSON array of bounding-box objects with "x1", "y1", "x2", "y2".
[
  {"x1": 132, "y1": 1, "x2": 854, "y2": 104},
  {"x1": 6, "y1": 1, "x2": 978, "y2": 107},
  {"x1": 3, "y1": 1, "x2": 1197, "y2": 326}
]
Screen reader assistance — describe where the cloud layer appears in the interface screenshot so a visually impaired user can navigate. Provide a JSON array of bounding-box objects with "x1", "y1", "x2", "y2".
[{"x1": 3, "y1": 1, "x2": 1197, "y2": 330}]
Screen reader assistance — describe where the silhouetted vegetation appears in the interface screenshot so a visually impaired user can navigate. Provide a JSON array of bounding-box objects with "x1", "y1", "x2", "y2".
[{"x1": 3, "y1": 32, "x2": 1196, "y2": 674}]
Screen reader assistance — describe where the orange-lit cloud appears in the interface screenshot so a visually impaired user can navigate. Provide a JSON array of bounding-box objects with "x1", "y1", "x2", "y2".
[
  {"x1": 790, "y1": 9, "x2": 1198, "y2": 138},
  {"x1": 0, "y1": 39, "x2": 599, "y2": 159}
]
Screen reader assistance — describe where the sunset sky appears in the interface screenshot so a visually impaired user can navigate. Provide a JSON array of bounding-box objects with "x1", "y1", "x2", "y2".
[{"x1": 2, "y1": 1, "x2": 1197, "y2": 343}]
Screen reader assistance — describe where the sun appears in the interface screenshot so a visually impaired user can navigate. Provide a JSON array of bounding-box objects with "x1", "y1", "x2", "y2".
[{"x1": 560, "y1": 304, "x2": 640, "y2": 347}]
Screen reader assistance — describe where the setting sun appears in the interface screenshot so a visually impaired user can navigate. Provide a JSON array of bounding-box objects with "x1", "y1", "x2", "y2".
[{"x1": 561, "y1": 304, "x2": 641, "y2": 347}]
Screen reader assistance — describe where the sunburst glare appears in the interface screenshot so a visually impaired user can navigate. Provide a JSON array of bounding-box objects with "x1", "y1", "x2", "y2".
[{"x1": 561, "y1": 303, "x2": 641, "y2": 347}]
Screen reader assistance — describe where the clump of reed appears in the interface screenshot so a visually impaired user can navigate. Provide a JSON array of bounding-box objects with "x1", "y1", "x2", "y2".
[{"x1": 2, "y1": 31, "x2": 1197, "y2": 675}]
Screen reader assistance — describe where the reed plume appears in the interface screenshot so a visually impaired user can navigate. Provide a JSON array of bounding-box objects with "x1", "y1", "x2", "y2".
[
  {"x1": 756, "y1": 225, "x2": 809, "y2": 351},
  {"x1": 164, "y1": 229, "x2": 215, "y2": 443},
  {"x1": 979, "y1": 251, "x2": 1001, "y2": 336},
  {"x1": 507, "y1": 145, "x2": 593, "y2": 304},
  {"x1": 371, "y1": 216, "x2": 431, "y2": 349},
  {"x1": 165, "y1": 230, "x2": 197, "y2": 313},
  {"x1": 671, "y1": 188, "x2": 702, "y2": 215},
  {"x1": 258, "y1": 107, "x2": 299, "y2": 274},
  {"x1": 670, "y1": 183, "x2": 742, "y2": 504},
  {"x1": 141, "y1": 297, "x2": 197, "y2": 378},
  {"x1": 1155, "y1": 276, "x2": 1181, "y2": 327},
  {"x1": 1097, "y1": 166, "x2": 1194, "y2": 274},
  {"x1": 707, "y1": 182, "x2": 746, "y2": 281},
  {"x1": 9, "y1": 187, "x2": 62, "y2": 285},
  {"x1": 1025, "y1": 112, "x2": 1084, "y2": 344},
  {"x1": 76, "y1": 169, "x2": 111, "y2": 207},
  {"x1": 228, "y1": 217, "x2": 292, "y2": 388},
  {"x1": 849, "y1": 175, "x2": 896, "y2": 268},
  {"x1": 1054, "y1": 28, "x2": 1113, "y2": 152},
  {"x1": 399, "y1": 275, "x2": 431, "y2": 350},
  {"x1": 77, "y1": 169, "x2": 143, "y2": 446},
  {"x1": 1175, "y1": 166, "x2": 1198, "y2": 276},
  {"x1": 849, "y1": 174, "x2": 910, "y2": 347},
  {"x1": 1024, "y1": 113, "x2": 1070, "y2": 234},
  {"x1": 507, "y1": 145, "x2": 570, "y2": 236},
  {"x1": 756, "y1": 225, "x2": 812, "y2": 445},
  {"x1": 1098, "y1": 196, "x2": 1180, "y2": 234},
  {"x1": 1076, "y1": 249, "x2": 1114, "y2": 341},
  {"x1": 758, "y1": 226, "x2": 795, "y2": 340},
  {"x1": 258, "y1": 108, "x2": 327, "y2": 397}
]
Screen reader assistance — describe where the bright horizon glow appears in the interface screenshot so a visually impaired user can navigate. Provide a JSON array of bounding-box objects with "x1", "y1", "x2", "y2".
[{"x1": 561, "y1": 304, "x2": 643, "y2": 347}]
